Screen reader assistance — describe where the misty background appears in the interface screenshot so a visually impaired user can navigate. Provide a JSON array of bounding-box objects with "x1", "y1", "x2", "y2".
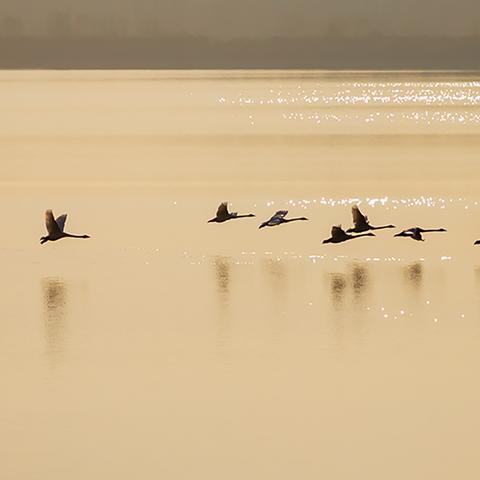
[{"x1": 1, "y1": 0, "x2": 480, "y2": 68}]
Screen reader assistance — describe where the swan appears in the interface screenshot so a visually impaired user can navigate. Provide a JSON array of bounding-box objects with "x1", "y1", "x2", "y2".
[
  {"x1": 259, "y1": 210, "x2": 308, "y2": 229},
  {"x1": 346, "y1": 205, "x2": 395, "y2": 233},
  {"x1": 40, "y1": 210, "x2": 90, "y2": 244},
  {"x1": 323, "y1": 225, "x2": 375, "y2": 244},
  {"x1": 394, "y1": 227, "x2": 446, "y2": 242},
  {"x1": 208, "y1": 202, "x2": 255, "y2": 223}
]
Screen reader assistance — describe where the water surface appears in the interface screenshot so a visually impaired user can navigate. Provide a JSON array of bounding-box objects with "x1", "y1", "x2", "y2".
[{"x1": 1, "y1": 70, "x2": 480, "y2": 480}]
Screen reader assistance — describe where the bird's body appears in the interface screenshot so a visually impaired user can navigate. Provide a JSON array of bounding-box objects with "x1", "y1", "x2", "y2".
[
  {"x1": 346, "y1": 205, "x2": 395, "y2": 233},
  {"x1": 208, "y1": 202, "x2": 255, "y2": 223},
  {"x1": 259, "y1": 210, "x2": 308, "y2": 229},
  {"x1": 323, "y1": 225, "x2": 375, "y2": 244},
  {"x1": 394, "y1": 227, "x2": 446, "y2": 242},
  {"x1": 40, "y1": 210, "x2": 90, "y2": 244},
  {"x1": 475, "y1": 240, "x2": 480, "y2": 245}
]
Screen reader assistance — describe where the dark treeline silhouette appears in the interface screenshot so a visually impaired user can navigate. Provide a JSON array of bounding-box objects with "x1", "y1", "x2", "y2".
[{"x1": 2, "y1": 35, "x2": 480, "y2": 69}]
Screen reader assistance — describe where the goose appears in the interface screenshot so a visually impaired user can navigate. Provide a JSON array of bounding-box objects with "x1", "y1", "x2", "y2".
[
  {"x1": 40, "y1": 210, "x2": 90, "y2": 244},
  {"x1": 259, "y1": 210, "x2": 308, "y2": 229},
  {"x1": 208, "y1": 202, "x2": 255, "y2": 223},
  {"x1": 394, "y1": 227, "x2": 446, "y2": 242},
  {"x1": 323, "y1": 225, "x2": 375, "y2": 244},
  {"x1": 346, "y1": 205, "x2": 395, "y2": 233}
]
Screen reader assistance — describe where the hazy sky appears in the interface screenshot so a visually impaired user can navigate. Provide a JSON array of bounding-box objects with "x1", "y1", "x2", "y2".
[{"x1": 2, "y1": 0, "x2": 479, "y2": 37}]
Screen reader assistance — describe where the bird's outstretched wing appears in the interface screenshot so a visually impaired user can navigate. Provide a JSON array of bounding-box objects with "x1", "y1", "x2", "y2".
[
  {"x1": 55, "y1": 214, "x2": 67, "y2": 232},
  {"x1": 45, "y1": 210, "x2": 62, "y2": 236},
  {"x1": 352, "y1": 205, "x2": 369, "y2": 229},
  {"x1": 398, "y1": 228, "x2": 417, "y2": 237},
  {"x1": 331, "y1": 225, "x2": 345, "y2": 237},
  {"x1": 272, "y1": 210, "x2": 288, "y2": 220},
  {"x1": 266, "y1": 210, "x2": 288, "y2": 225},
  {"x1": 216, "y1": 202, "x2": 230, "y2": 220}
]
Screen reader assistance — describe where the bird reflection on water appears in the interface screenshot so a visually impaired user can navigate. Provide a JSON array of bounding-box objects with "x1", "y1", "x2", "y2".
[
  {"x1": 330, "y1": 273, "x2": 347, "y2": 309},
  {"x1": 328, "y1": 263, "x2": 370, "y2": 310},
  {"x1": 263, "y1": 258, "x2": 288, "y2": 339},
  {"x1": 404, "y1": 262, "x2": 423, "y2": 288},
  {"x1": 42, "y1": 277, "x2": 67, "y2": 366},
  {"x1": 351, "y1": 263, "x2": 370, "y2": 302},
  {"x1": 212, "y1": 256, "x2": 231, "y2": 349},
  {"x1": 327, "y1": 263, "x2": 371, "y2": 345},
  {"x1": 213, "y1": 256, "x2": 231, "y2": 304}
]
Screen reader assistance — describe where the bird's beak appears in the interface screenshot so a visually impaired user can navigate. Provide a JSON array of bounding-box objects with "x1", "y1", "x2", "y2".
[{"x1": 207, "y1": 218, "x2": 215, "y2": 223}]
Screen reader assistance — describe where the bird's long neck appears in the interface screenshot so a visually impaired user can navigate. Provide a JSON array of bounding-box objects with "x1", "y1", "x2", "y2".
[
  {"x1": 351, "y1": 233, "x2": 373, "y2": 239},
  {"x1": 234, "y1": 214, "x2": 255, "y2": 219},
  {"x1": 64, "y1": 233, "x2": 89, "y2": 239},
  {"x1": 284, "y1": 217, "x2": 306, "y2": 223},
  {"x1": 422, "y1": 229, "x2": 445, "y2": 232},
  {"x1": 372, "y1": 225, "x2": 395, "y2": 230}
]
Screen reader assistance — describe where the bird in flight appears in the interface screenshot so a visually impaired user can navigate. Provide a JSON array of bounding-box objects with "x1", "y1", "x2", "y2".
[
  {"x1": 346, "y1": 205, "x2": 395, "y2": 233},
  {"x1": 208, "y1": 202, "x2": 255, "y2": 223},
  {"x1": 323, "y1": 225, "x2": 375, "y2": 244},
  {"x1": 40, "y1": 210, "x2": 90, "y2": 244},
  {"x1": 394, "y1": 227, "x2": 446, "y2": 242},
  {"x1": 259, "y1": 210, "x2": 308, "y2": 229}
]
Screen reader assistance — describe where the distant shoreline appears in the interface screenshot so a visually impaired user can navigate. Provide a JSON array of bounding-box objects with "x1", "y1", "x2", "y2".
[{"x1": 1, "y1": 36, "x2": 480, "y2": 70}]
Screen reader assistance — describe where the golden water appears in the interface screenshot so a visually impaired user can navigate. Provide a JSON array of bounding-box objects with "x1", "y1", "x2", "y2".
[{"x1": 1, "y1": 70, "x2": 480, "y2": 479}]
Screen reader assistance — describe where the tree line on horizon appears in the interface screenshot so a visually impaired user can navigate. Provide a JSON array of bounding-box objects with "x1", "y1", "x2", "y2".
[
  {"x1": 2, "y1": 11, "x2": 480, "y2": 40},
  {"x1": 1, "y1": 35, "x2": 480, "y2": 69}
]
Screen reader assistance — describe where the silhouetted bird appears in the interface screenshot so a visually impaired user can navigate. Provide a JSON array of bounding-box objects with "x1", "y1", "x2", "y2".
[
  {"x1": 323, "y1": 225, "x2": 375, "y2": 244},
  {"x1": 259, "y1": 210, "x2": 308, "y2": 229},
  {"x1": 346, "y1": 205, "x2": 395, "y2": 233},
  {"x1": 475, "y1": 240, "x2": 480, "y2": 245},
  {"x1": 208, "y1": 202, "x2": 255, "y2": 223},
  {"x1": 40, "y1": 210, "x2": 90, "y2": 244},
  {"x1": 394, "y1": 227, "x2": 446, "y2": 242}
]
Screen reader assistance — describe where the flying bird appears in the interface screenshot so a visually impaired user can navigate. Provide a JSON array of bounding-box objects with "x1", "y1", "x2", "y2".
[
  {"x1": 346, "y1": 205, "x2": 395, "y2": 233},
  {"x1": 40, "y1": 210, "x2": 90, "y2": 244},
  {"x1": 475, "y1": 240, "x2": 480, "y2": 245},
  {"x1": 259, "y1": 210, "x2": 308, "y2": 229},
  {"x1": 394, "y1": 227, "x2": 446, "y2": 242},
  {"x1": 323, "y1": 225, "x2": 375, "y2": 244},
  {"x1": 208, "y1": 202, "x2": 255, "y2": 223}
]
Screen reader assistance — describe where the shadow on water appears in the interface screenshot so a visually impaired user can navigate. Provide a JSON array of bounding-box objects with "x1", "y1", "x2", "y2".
[
  {"x1": 212, "y1": 256, "x2": 231, "y2": 349},
  {"x1": 42, "y1": 277, "x2": 67, "y2": 367}
]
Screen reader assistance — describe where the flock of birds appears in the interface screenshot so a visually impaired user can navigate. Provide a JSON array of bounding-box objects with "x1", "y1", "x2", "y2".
[
  {"x1": 207, "y1": 202, "x2": 451, "y2": 244},
  {"x1": 40, "y1": 202, "x2": 479, "y2": 245}
]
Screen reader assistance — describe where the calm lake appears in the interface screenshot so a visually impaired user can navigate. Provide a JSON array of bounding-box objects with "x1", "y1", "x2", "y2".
[{"x1": 1, "y1": 70, "x2": 480, "y2": 479}]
